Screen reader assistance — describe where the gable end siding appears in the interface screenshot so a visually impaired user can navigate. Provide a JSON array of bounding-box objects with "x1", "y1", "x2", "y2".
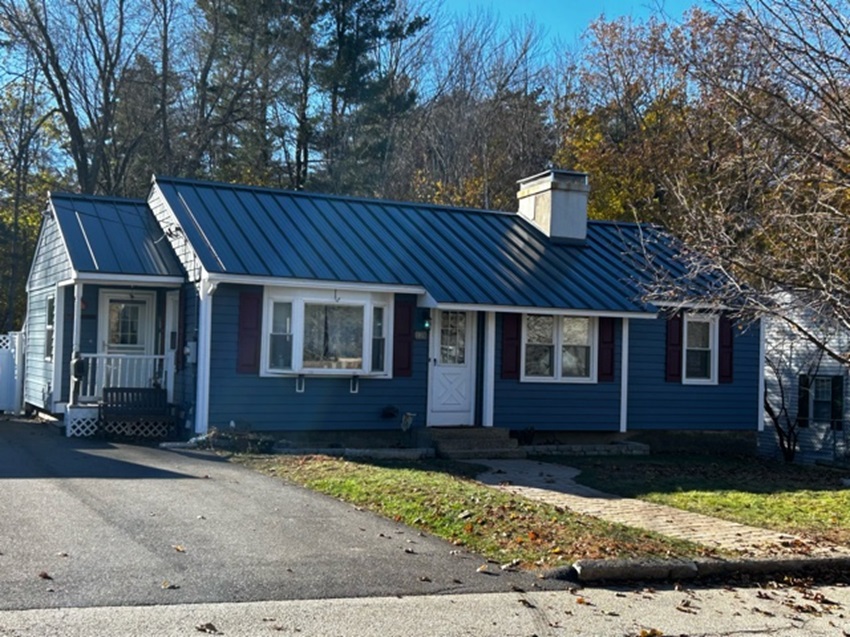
[
  {"x1": 149, "y1": 184, "x2": 203, "y2": 281},
  {"x1": 24, "y1": 217, "x2": 73, "y2": 409}
]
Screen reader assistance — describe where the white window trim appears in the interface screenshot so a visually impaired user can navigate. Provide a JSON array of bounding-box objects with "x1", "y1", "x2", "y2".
[
  {"x1": 97, "y1": 289, "x2": 156, "y2": 355},
  {"x1": 682, "y1": 313, "x2": 718, "y2": 385},
  {"x1": 260, "y1": 286, "x2": 394, "y2": 378},
  {"x1": 44, "y1": 294, "x2": 55, "y2": 361},
  {"x1": 520, "y1": 314, "x2": 598, "y2": 384}
]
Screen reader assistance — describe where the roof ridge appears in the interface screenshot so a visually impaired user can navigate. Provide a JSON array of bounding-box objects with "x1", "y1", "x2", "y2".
[
  {"x1": 152, "y1": 175, "x2": 516, "y2": 217},
  {"x1": 50, "y1": 191, "x2": 147, "y2": 205}
]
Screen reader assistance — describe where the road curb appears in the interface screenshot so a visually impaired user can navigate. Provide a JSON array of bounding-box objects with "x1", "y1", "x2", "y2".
[{"x1": 541, "y1": 555, "x2": 850, "y2": 583}]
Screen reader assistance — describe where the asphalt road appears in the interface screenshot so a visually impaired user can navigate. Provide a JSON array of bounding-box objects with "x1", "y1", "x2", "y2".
[{"x1": 0, "y1": 419, "x2": 560, "y2": 611}]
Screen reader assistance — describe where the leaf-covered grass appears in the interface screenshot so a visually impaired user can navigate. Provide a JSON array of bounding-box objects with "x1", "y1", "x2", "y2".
[
  {"x1": 234, "y1": 454, "x2": 712, "y2": 568},
  {"x1": 547, "y1": 454, "x2": 850, "y2": 546}
]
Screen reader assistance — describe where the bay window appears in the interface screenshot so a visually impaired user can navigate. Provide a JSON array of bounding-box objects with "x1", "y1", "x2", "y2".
[
  {"x1": 522, "y1": 314, "x2": 596, "y2": 382},
  {"x1": 263, "y1": 288, "x2": 391, "y2": 376}
]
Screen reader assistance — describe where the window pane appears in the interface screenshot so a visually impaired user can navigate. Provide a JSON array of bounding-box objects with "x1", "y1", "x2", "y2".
[
  {"x1": 108, "y1": 301, "x2": 144, "y2": 347},
  {"x1": 303, "y1": 304, "x2": 363, "y2": 369},
  {"x1": 687, "y1": 321, "x2": 710, "y2": 348},
  {"x1": 372, "y1": 307, "x2": 385, "y2": 372},
  {"x1": 685, "y1": 350, "x2": 711, "y2": 378},
  {"x1": 269, "y1": 334, "x2": 293, "y2": 370},
  {"x1": 562, "y1": 317, "x2": 589, "y2": 345},
  {"x1": 525, "y1": 344, "x2": 554, "y2": 377},
  {"x1": 527, "y1": 315, "x2": 554, "y2": 344},
  {"x1": 440, "y1": 311, "x2": 466, "y2": 365},
  {"x1": 272, "y1": 302, "x2": 292, "y2": 334},
  {"x1": 562, "y1": 345, "x2": 590, "y2": 377},
  {"x1": 814, "y1": 377, "x2": 832, "y2": 400}
]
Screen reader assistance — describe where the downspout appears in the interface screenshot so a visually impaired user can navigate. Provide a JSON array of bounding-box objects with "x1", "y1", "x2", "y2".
[{"x1": 194, "y1": 274, "x2": 217, "y2": 434}]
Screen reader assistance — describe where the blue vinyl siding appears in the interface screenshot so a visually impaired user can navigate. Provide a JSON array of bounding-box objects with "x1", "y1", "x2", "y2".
[
  {"x1": 206, "y1": 285, "x2": 428, "y2": 432},
  {"x1": 493, "y1": 315, "x2": 622, "y2": 431},
  {"x1": 172, "y1": 284, "x2": 198, "y2": 413},
  {"x1": 24, "y1": 217, "x2": 71, "y2": 408},
  {"x1": 627, "y1": 317, "x2": 760, "y2": 430}
]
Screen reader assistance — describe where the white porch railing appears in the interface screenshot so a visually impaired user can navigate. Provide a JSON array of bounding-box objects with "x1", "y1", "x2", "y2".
[{"x1": 75, "y1": 352, "x2": 175, "y2": 404}]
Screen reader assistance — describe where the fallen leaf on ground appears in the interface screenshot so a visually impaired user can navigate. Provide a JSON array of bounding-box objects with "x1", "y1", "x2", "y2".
[
  {"x1": 195, "y1": 622, "x2": 219, "y2": 633},
  {"x1": 172, "y1": 545, "x2": 186, "y2": 553},
  {"x1": 37, "y1": 571, "x2": 52, "y2": 580},
  {"x1": 161, "y1": 580, "x2": 180, "y2": 590}
]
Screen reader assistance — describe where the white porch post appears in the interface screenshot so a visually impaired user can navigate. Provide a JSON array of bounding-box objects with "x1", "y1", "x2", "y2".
[
  {"x1": 194, "y1": 277, "x2": 216, "y2": 434},
  {"x1": 69, "y1": 282, "x2": 82, "y2": 406},
  {"x1": 482, "y1": 311, "x2": 496, "y2": 427},
  {"x1": 619, "y1": 317, "x2": 630, "y2": 433}
]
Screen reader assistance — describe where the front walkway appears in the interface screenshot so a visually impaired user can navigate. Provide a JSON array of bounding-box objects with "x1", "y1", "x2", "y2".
[{"x1": 476, "y1": 459, "x2": 849, "y2": 558}]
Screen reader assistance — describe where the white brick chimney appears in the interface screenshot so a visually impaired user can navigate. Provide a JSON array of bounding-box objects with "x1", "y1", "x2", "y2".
[{"x1": 517, "y1": 169, "x2": 589, "y2": 243}]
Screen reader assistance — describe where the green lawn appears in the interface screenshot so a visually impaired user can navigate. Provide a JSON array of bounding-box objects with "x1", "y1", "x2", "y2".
[
  {"x1": 234, "y1": 454, "x2": 712, "y2": 569},
  {"x1": 549, "y1": 454, "x2": 850, "y2": 546}
]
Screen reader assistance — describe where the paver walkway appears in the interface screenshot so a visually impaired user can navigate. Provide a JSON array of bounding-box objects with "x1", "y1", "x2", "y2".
[{"x1": 476, "y1": 459, "x2": 849, "y2": 558}]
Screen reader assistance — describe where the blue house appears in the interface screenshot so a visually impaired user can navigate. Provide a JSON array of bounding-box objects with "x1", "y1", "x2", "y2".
[{"x1": 24, "y1": 170, "x2": 763, "y2": 440}]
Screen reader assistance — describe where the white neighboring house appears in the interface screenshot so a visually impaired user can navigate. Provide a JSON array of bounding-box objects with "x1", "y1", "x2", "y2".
[{"x1": 760, "y1": 307, "x2": 850, "y2": 464}]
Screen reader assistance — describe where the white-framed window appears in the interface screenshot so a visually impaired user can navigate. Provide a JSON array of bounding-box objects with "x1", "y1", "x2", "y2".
[
  {"x1": 44, "y1": 295, "x2": 55, "y2": 361},
  {"x1": 521, "y1": 314, "x2": 597, "y2": 382},
  {"x1": 683, "y1": 314, "x2": 718, "y2": 384},
  {"x1": 262, "y1": 287, "x2": 392, "y2": 377}
]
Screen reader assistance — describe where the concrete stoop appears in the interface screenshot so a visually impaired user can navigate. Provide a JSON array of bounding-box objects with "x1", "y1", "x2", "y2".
[
  {"x1": 543, "y1": 555, "x2": 850, "y2": 584},
  {"x1": 422, "y1": 427, "x2": 527, "y2": 460}
]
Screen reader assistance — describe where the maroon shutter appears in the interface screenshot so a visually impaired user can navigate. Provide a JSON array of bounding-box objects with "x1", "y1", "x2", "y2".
[
  {"x1": 501, "y1": 313, "x2": 522, "y2": 379},
  {"x1": 718, "y1": 314, "x2": 734, "y2": 384},
  {"x1": 392, "y1": 297, "x2": 414, "y2": 377},
  {"x1": 237, "y1": 291, "x2": 262, "y2": 374},
  {"x1": 665, "y1": 312, "x2": 683, "y2": 382},
  {"x1": 597, "y1": 317, "x2": 616, "y2": 382}
]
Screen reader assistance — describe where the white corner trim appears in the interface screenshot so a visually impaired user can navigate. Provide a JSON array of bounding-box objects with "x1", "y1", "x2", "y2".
[
  {"x1": 758, "y1": 317, "x2": 766, "y2": 432},
  {"x1": 50, "y1": 286, "x2": 64, "y2": 413},
  {"x1": 620, "y1": 318, "x2": 629, "y2": 433},
  {"x1": 482, "y1": 312, "x2": 496, "y2": 427},
  {"x1": 194, "y1": 285, "x2": 215, "y2": 434}
]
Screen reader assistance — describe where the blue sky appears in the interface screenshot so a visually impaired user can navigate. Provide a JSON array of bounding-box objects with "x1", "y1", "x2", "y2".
[{"x1": 442, "y1": 0, "x2": 701, "y2": 42}]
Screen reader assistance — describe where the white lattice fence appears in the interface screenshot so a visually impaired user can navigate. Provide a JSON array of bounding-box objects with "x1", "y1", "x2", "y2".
[
  {"x1": 66, "y1": 406, "x2": 99, "y2": 437},
  {"x1": 0, "y1": 334, "x2": 11, "y2": 350}
]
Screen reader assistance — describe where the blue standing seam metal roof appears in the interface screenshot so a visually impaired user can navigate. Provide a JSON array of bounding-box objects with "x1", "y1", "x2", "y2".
[
  {"x1": 49, "y1": 192, "x2": 184, "y2": 278},
  {"x1": 151, "y1": 176, "x2": 710, "y2": 313}
]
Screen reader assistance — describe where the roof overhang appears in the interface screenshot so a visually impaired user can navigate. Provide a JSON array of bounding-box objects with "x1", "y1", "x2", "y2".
[
  {"x1": 59, "y1": 273, "x2": 186, "y2": 287},
  {"x1": 204, "y1": 272, "x2": 428, "y2": 296},
  {"x1": 421, "y1": 296, "x2": 658, "y2": 319}
]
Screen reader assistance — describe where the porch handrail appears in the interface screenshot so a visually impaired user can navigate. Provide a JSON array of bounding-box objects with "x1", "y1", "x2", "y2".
[{"x1": 75, "y1": 352, "x2": 174, "y2": 404}]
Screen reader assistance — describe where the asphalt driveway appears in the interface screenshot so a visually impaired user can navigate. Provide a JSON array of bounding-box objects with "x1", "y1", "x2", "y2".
[{"x1": 0, "y1": 419, "x2": 556, "y2": 611}]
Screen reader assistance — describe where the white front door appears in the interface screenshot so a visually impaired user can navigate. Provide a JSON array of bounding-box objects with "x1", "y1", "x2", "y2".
[
  {"x1": 428, "y1": 310, "x2": 476, "y2": 426},
  {"x1": 97, "y1": 290, "x2": 156, "y2": 388}
]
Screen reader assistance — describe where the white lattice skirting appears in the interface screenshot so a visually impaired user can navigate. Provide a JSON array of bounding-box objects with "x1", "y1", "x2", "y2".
[
  {"x1": 66, "y1": 407, "x2": 99, "y2": 437},
  {"x1": 101, "y1": 419, "x2": 172, "y2": 438},
  {"x1": 66, "y1": 406, "x2": 173, "y2": 438}
]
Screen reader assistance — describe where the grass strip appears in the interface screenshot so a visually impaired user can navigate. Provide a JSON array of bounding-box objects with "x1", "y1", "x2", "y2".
[
  {"x1": 235, "y1": 454, "x2": 715, "y2": 568},
  {"x1": 549, "y1": 454, "x2": 850, "y2": 546}
]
